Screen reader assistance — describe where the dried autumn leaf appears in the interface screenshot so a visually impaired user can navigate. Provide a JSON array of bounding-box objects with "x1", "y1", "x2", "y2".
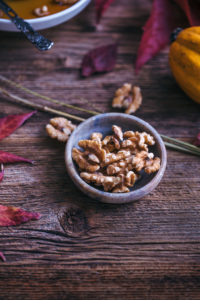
[
  {"x1": 174, "y1": 0, "x2": 200, "y2": 26},
  {"x1": 0, "y1": 150, "x2": 33, "y2": 164},
  {"x1": 94, "y1": 0, "x2": 200, "y2": 72},
  {"x1": 0, "y1": 111, "x2": 35, "y2": 183},
  {"x1": 0, "y1": 251, "x2": 6, "y2": 262},
  {"x1": 95, "y1": 0, "x2": 115, "y2": 23},
  {"x1": 0, "y1": 111, "x2": 36, "y2": 141},
  {"x1": 81, "y1": 43, "x2": 118, "y2": 77},
  {"x1": 135, "y1": 0, "x2": 186, "y2": 73},
  {"x1": 193, "y1": 132, "x2": 200, "y2": 147},
  {"x1": 0, "y1": 164, "x2": 4, "y2": 182},
  {"x1": 0, "y1": 205, "x2": 41, "y2": 226}
]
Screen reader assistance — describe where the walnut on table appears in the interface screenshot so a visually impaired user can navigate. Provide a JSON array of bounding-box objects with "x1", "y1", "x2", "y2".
[
  {"x1": 72, "y1": 125, "x2": 161, "y2": 193},
  {"x1": 46, "y1": 117, "x2": 76, "y2": 142},
  {"x1": 112, "y1": 83, "x2": 142, "y2": 114},
  {"x1": 112, "y1": 83, "x2": 132, "y2": 108},
  {"x1": 125, "y1": 86, "x2": 142, "y2": 114}
]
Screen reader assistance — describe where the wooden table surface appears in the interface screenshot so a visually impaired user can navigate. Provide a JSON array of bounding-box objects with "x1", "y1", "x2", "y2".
[{"x1": 0, "y1": 0, "x2": 200, "y2": 299}]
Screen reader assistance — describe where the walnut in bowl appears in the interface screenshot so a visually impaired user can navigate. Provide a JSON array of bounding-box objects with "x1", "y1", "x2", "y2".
[{"x1": 65, "y1": 113, "x2": 167, "y2": 204}]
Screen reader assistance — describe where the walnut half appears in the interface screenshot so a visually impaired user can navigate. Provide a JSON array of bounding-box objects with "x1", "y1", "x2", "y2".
[
  {"x1": 46, "y1": 117, "x2": 76, "y2": 142},
  {"x1": 112, "y1": 83, "x2": 142, "y2": 114}
]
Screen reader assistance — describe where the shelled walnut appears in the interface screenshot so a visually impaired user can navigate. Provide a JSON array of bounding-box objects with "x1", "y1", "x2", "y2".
[
  {"x1": 72, "y1": 125, "x2": 161, "y2": 193},
  {"x1": 112, "y1": 83, "x2": 142, "y2": 114},
  {"x1": 46, "y1": 117, "x2": 76, "y2": 142}
]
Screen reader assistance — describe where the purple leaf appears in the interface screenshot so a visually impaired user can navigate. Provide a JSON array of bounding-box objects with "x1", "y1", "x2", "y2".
[
  {"x1": 95, "y1": 0, "x2": 115, "y2": 23},
  {"x1": 0, "y1": 150, "x2": 33, "y2": 164},
  {"x1": 0, "y1": 252, "x2": 6, "y2": 262},
  {"x1": 0, "y1": 164, "x2": 4, "y2": 182},
  {"x1": 0, "y1": 111, "x2": 36, "y2": 141},
  {"x1": 0, "y1": 204, "x2": 41, "y2": 226},
  {"x1": 81, "y1": 43, "x2": 118, "y2": 77},
  {"x1": 135, "y1": 0, "x2": 187, "y2": 73}
]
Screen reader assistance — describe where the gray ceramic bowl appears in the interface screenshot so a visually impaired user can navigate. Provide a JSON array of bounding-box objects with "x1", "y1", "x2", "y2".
[{"x1": 65, "y1": 113, "x2": 167, "y2": 204}]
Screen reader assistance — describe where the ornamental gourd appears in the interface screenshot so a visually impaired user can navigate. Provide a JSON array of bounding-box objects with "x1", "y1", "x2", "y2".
[{"x1": 169, "y1": 27, "x2": 200, "y2": 104}]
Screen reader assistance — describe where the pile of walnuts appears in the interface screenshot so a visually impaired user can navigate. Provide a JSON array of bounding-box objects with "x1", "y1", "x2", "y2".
[{"x1": 72, "y1": 125, "x2": 161, "y2": 193}]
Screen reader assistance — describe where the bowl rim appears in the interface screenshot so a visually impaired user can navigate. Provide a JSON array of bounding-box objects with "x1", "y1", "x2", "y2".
[
  {"x1": 0, "y1": 0, "x2": 88, "y2": 24},
  {"x1": 65, "y1": 113, "x2": 167, "y2": 204}
]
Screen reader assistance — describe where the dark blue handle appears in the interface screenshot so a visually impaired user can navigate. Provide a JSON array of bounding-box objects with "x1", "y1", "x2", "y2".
[{"x1": 0, "y1": 0, "x2": 54, "y2": 51}]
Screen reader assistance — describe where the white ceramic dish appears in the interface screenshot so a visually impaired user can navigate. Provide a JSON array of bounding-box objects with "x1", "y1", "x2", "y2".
[{"x1": 0, "y1": 0, "x2": 91, "y2": 32}]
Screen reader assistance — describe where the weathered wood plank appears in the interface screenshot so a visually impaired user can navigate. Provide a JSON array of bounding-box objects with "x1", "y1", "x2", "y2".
[{"x1": 0, "y1": 0, "x2": 200, "y2": 299}]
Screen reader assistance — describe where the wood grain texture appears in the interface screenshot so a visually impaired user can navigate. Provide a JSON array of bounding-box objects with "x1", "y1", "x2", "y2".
[{"x1": 0, "y1": 0, "x2": 200, "y2": 299}]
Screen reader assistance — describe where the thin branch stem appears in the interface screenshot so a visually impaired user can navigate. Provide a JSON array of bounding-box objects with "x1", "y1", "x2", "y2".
[
  {"x1": 0, "y1": 75, "x2": 99, "y2": 116},
  {"x1": 161, "y1": 134, "x2": 200, "y2": 154},
  {"x1": 163, "y1": 141, "x2": 200, "y2": 157},
  {"x1": 0, "y1": 76, "x2": 200, "y2": 157},
  {"x1": 0, "y1": 87, "x2": 85, "y2": 122}
]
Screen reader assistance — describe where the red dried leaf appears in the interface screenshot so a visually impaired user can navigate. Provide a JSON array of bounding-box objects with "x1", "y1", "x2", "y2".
[
  {"x1": 175, "y1": 0, "x2": 200, "y2": 26},
  {"x1": 0, "y1": 252, "x2": 6, "y2": 262},
  {"x1": 0, "y1": 205, "x2": 41, "y2": 226},
  {"x1": 0, "y1": 111, "x2": 36, "y2": 141},
  {"x1": 95, "y1": 0, "x2": 115, "y2": 23},
  {"x1": 0, "y1": 164, "x2": 4, "y2": 182},
  {"x1": 135, "y1": 0, "x2": 187, "y2": 73},
  {"x1": 193, "y1": 132, "x2": 200, "y2": 147},
  {"x1": 81, "y1": 43, "x2": 118, "y2": 77},
  {"x1": 0, "y1": 150, "x2": 33, "y2": 164}
]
